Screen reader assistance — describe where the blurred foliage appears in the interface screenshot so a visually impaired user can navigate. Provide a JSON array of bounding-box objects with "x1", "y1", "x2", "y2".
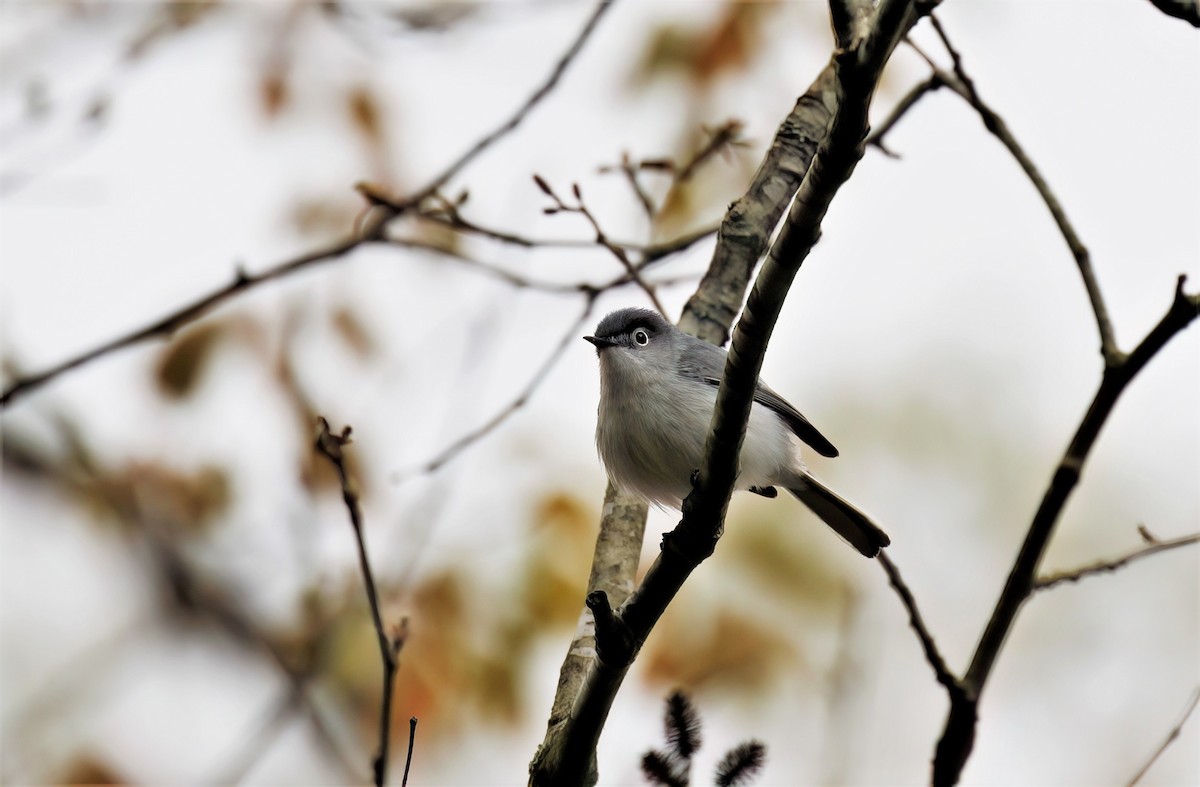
[
  {"x1": 154, "y1": 317, "x2": 262, "y2": 399},
  {"x1": 54, "y1": 754, "x2": 126, "y2": 786},
  {"x1": 520, "y1": 492, "x2": 597, "y2": 625},
  {"x1": 641, "y1": 503, "x2": 852, "y2": 694},
  {"x1": 630, "y1": 2, "x2": 779, "y2": 90}
]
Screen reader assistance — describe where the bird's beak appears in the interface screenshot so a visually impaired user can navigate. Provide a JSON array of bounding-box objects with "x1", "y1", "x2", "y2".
[{"x1": 583, "y1": 335, "x2": 618, "y2": 350}]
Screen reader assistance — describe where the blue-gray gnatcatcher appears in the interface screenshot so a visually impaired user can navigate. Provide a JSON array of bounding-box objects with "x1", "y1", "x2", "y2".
[{"x1": 585, "y1": 307, "x2": 889, "y2": 558}]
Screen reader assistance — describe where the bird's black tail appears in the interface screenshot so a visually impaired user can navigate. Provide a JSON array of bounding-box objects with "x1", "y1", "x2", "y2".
[{"x1": 787, "y1": 474, "x2": 890, "y2": 558}]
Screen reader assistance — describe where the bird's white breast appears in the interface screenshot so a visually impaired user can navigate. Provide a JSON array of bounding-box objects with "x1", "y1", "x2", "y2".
[{"x1": 595, "y1": 352, "x2": 800, "y2": 508}]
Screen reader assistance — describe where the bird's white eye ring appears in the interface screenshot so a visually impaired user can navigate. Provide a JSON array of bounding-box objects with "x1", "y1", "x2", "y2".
[{"x1": 633, "y1": 329, "x2": 649, "y2": 346}]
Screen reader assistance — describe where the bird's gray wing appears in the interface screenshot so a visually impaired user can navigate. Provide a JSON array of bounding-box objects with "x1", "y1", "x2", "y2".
[{"x1": 676, "y1": 340, "x2": 840, "y2": 458}]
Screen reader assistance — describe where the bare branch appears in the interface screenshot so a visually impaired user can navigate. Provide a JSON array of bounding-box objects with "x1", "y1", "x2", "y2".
[
  {"x1": 391, "y1": 298, "x2": 598, "y2": 484},
  {"x1": 399, "y1": 1, "x2": 615, "y2": 207},
  {"x1": 1034, "y1": 532, "x2": 1200, "y2": 591},
  {"x1": 534, "y1": 176, "x2": 668, "y2": 315},
  {"x1": 933, "y1": 276, "x2": 1200, "y2": 786},
  {"x1": 917, "y1": 19, "x2": 1121, "y2": 365},
  {"x1": 877, "y1": 552, "x2": 961, "y2": 693},
  {"x1": 1, "y1": 2, "x2": 615, "y2": 409},
  {"x1": 0, "y1": 223, "x2": 383, "y2": 408},
  {"x1": 606, "y1": 151, "x2": 658, "y2": 219},
  {"x1": 529, "y1": 3, "x2": 930, "y2": 783},
  {"x1": 314, "y1": 418, "x2": 408, "y2": 787},
  {"x1": 1144, "y1": 0, "x2": 1200, "y2": 25},
  {"x1": 674, "y1": 120, "x2": 748, "y2": 184},
  {"x1": 1128, "y1": 686, "x2": 1200, "y2": 785},
  {"x1": 865, "y1": 73, "x2": 944, "y2": 157},
  {"x1": 402, "y1": 716, "x2": 418, "y2": 787}
]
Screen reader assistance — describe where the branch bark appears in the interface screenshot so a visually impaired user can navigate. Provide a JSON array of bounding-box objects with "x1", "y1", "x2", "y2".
[
  {"x1": 1144, "y1": 0, "x2": 1200, "y2": 25},
  {"x1": 529, "y1": 2, "x2": 926, "y2": 783}
]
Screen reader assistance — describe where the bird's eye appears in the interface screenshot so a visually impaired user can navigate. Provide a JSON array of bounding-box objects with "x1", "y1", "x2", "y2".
[{"x1": 633, "y1": 329, "x2": 649, "y2": 346}]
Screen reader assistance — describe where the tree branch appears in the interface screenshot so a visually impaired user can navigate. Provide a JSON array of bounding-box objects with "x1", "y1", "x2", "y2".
[
  {"x1": 1, "y1": 2, "x2": 615, "y2": 409},
  {"x1": 1144, "y1": 0, "x2": 1200, "y2": 25},
  {"x1": 917, "y1": 19, "x2": 1121, "y2": 365},
  {"x1": 1128, "y1": 686, "x2": 1200, "y2": 785},
  {"x1": 393, "y1": 0, "x2": 615, "y2": 208},
  {"x1": 933, "y1": 276, "x2": 1200, "y2": 786},
  {"x1": 0, "y1": 224, "x2": 382, "y2": 408},
  {"x1": 1035, "y1": 531, "x2": 1200, "y2": 591},
  {"x1": 529, "y1": 3, "x2": 928, "y2": 783},
  {"x1": 314, "y1": 418, "x2": 408, "y2": 787},
  {"x1": 390, "y1": 297, "x2": 598, "y2": 484},
  {"x1": 877, "y1": 552, "x2": 961, "y2": 694},
  {"x1": 864, "y1": 72, "x2": 944, "y2": 157}
]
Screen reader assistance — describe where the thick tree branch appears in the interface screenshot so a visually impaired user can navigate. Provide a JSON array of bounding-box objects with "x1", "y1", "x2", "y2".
[
  {"x1": 932, "y1": 276, "x2": 1200, "y2": 786},
  {"x1": 1145, "y1": 0, "x2": 1200, "y2": 25},
  {"x1": 314, "y1": 419, "x2": 408, "y2": 787},
  {"x1": 529, "y1": 3, "x2": 928, "y2": 784}
]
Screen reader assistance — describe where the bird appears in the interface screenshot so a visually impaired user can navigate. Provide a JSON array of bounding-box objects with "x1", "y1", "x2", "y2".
[{"x1": 584, "y1": 307, "x2": 889, "y2": 558}]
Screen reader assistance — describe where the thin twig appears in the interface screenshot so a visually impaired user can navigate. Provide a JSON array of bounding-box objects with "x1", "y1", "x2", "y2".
[
  {"x1": 1034, "y1": 532, "x2": 1200, "y2": 591},
  {"x1": 535, "y1": 175, "x2": 668, "y2": 315},
  {"x1": 390, "y1": 297, "x2": 598, "y2": 484},
  {"x1": 674, "y1": 120, "x2": 747, "y2": 183},
  {"x1": 214, "y1": 691, "x2": 301, "y2": 785},
  {"x1": 314, "y1": 419, "x2": 408, "y2": 787},
  {"x1": 614, "y1": 151, "x2": 658, "y2": 219},
  {"x1": 416, "y1": 192, "x2": 718, "y2": 266},
  {"x1": 877, "y1": 552, "x2": 960, "y2": 693},
  {"x1": 364, "y1": 0, "x2": 616, "y2": 212},
  {"x1": 917, "y1": 19, "x2": 1121, "y2": 365},
  {"x1": 1, "y1": 2, "x2": 615, "y2": 409},
  {"x1": 865, "y1": 73, "x2": 943, "y2": 157},
  {"x1": 402, "y1": 716, "x2": 418, "y2": 786},
  {"x1": 387, "y1": 236, "x2": 592, "y2": 294},
  {"x1": 1128, "y1": 686, "x2": 1200, "y2": 785},
  {"x1": 0, "y1": 225, "x2": 383, "y2": 408}
]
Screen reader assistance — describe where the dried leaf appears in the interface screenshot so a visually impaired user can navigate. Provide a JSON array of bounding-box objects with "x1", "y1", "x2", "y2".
[
  {"x1": 155, "y1": 323, "x2": 227, "y2": 398},
  {"x1": 348, "y1": 85, "x2": 383, "y2": 145},
  {"x1": 56, "y1": 753, "x2": 126, "y2": 786},
  {"x1": 330, "y1": 307, "x2": 376, "y2": 359},
  {"x1": 260, "y1": 73, "x2": 288, "y2": 117}
]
